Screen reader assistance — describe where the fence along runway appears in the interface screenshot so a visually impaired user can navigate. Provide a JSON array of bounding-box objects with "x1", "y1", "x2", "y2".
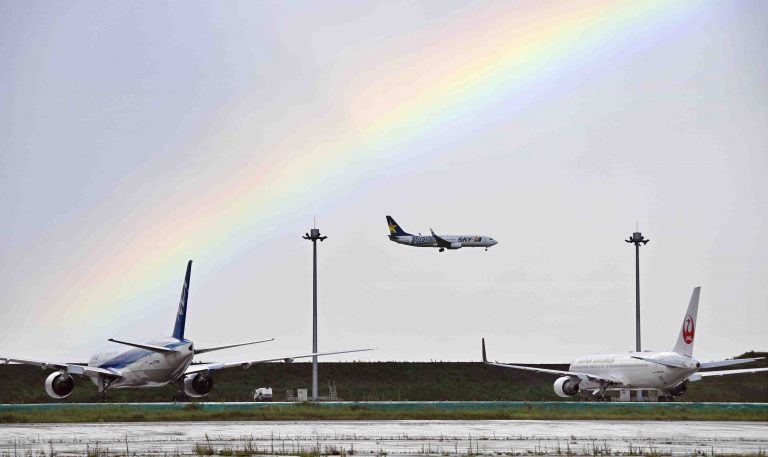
[{"x1": 1, "y1": 420, "x2": 767, "y2": 456}]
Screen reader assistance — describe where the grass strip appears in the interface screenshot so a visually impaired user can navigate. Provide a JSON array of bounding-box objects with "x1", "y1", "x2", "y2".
[{"x1": 1, "y1": 403, "x2": 766, "y2": 423}]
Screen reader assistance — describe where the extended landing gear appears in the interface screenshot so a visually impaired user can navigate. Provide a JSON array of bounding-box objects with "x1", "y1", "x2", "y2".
[
  {"x1": 97, "y1": 376, "x2": 116, "y2": 403},
  {"x1": 171, "y1": 379, "x2": 190, "y2": 403},
  {"x1": 657, "y1": 394, "x2": 675, "y2": 402},
  {"x1": 439, "y1": 248, "x2": 445, "y2": 252}
]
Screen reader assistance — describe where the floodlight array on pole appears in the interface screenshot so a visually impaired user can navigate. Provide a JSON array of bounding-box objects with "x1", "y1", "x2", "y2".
[
  {"x1": 302, "y1": 227, "x2": 326, "y2": 401},
  {"x1": 625, "y1": 231, "x2": 649, "y2": 352}
]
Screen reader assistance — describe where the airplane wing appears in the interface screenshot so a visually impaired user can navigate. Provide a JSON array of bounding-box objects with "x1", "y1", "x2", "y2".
[
  {"x1": 689, "y1": 367, "x2": 768, "y2": 381},
  {"x1": 429, "y1": 228, "x2": 452, "y2": 248},
  {"x1": 481, "y1": 339, "x2": 619, "y2": 384},
  {"x1": 699, "y1": 357, "x2": 764, "y2": 369},
  {"x1": 183, "y1": 348, "x2": 374, "y2": 375},
  {"x1": 483, "y1": 360, "x2": 619, "y2": 384},
  {"x1": 1, "y1": 357, "x2": 121, "y2": 378}
]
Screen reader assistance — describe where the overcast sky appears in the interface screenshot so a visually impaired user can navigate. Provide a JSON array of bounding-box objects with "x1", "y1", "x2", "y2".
[{"x1": 1, "y1": 1, "x2": 766, "y2": 365}]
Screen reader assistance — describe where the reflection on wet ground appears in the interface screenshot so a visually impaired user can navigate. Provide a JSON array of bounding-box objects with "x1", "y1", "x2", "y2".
[{"x1": 1, "y1": 420, "x2": 766, "y2": 456}]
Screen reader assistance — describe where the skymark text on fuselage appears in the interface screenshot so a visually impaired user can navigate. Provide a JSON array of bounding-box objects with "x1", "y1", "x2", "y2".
[{"x1": 386, "y1": 215, "x2": 497, "y2": 252}]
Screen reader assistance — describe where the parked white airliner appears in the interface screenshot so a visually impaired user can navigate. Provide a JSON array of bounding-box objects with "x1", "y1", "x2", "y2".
[
  {"x1": 386, "y1": 215, "x2": 497, "y2": 252},
  {"x1": 482, "y1": 287, "x2": 768, "y2": 401},
  {"x1": 2, "y1": 261, "x2": 371, "y2": 401}
]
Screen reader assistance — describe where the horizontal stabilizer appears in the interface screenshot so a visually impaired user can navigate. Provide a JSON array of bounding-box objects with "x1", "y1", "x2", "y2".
[
  {"x1": 194, "y1": 338, "x2": 275, "y2": 355},
  {"x1": 108, "y1": 338, "x2": 175, "y2": 354},
  {"x1": 630, "y1": 355, "x2": 689, "y2": 369},
  {"x1": 699, "y1": 357, "x2": 764, "y2": 369}
]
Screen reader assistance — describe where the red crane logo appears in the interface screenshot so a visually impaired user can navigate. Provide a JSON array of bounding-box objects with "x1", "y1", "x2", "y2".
[{"x1": 682, "y1": 315, "x2": 695, "y2": 344}]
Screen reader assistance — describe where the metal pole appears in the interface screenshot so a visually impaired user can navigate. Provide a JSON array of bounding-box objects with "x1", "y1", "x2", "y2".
[
  {"x1": 626, "y1": 231, "x2": 649, "y2": 353},
  {"x1": 303, "y1": 227, "x2": 326, "y2": 402},
  {"x1": 635, "y1": 243, "x2": 640, "y2": 353},
  {"x1": 312, "y1": 238, "x2": 318, "y2": 400}
]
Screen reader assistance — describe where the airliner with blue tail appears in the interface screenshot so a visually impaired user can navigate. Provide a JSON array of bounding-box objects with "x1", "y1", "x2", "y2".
[
  {"x1": 386, "y1": 215, "x2": 498, "y2": 252},
  {"x1": 2, "y1": 261, "x2": 372, "y2": 401}
]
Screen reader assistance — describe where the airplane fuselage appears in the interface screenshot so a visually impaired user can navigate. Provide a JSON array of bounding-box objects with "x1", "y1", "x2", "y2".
[
  {"x1": 390, "y1": 234, "x2": 496, "y2": 249},
  {"x1": 87, "y1": 338, "x2": 194, "y2": 389},
  {"x1": 569, "y1": 351, "x2": 699, "y2": 391}
]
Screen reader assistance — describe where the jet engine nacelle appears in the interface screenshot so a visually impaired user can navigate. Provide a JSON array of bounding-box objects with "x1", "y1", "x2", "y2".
[
  {"x1": 449, "y1": 242, "x2": 462, "y2": 249},
  {"x1": 553, "y1": 376, "x2": 580, "y2": 397},
  {"x1": 667, "y1": 380, "x2": 688, "y2": 397},
  {"x1": 183, "y1": 373, "x2": 214, "y2": 397},
  {"x1": 45, "y1": 372, "x2": 75, "y2": 399}
]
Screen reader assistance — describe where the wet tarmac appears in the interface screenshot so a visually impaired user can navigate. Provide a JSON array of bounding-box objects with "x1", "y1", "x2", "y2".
[{"x1": 0, "y1": 420, "x2": 766, "y2": 456}]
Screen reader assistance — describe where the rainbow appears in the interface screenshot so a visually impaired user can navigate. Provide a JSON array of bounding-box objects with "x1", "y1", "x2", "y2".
[{"x1": 43, "y1": 1, "x2": 701, "y2": 329}]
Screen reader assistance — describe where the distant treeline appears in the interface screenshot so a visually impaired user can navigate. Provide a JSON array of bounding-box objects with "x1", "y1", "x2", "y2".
[{"x1": 1, "y1": 352, "x2": 766, "y2": 404}]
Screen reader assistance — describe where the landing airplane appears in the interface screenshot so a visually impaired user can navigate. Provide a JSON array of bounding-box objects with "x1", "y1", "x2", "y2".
[
  {"x1": 482, "y1": 287, "x2": 768, "y2": 401},
  {"x1": 2, "y1": 261, "x2": 372, "y2": 401},
  {"x1": 386, "y1": 215, "x2": 497, "y2": 252}
]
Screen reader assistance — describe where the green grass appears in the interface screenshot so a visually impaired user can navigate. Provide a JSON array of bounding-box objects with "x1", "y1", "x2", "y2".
[{"x1": 1, "y1": 403, "x2": 766, "y2": 423}]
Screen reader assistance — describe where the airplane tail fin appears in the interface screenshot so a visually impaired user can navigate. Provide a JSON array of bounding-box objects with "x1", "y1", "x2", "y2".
[
  {"x1": 386, "y1": 215, "x2": 412, "y2": 237},
  {"x1": 172, "y1": 260, "x2": 192, "y2": 340},
  {"x1": 672, "y1": 287, "x2": 700, "y2": 357}
]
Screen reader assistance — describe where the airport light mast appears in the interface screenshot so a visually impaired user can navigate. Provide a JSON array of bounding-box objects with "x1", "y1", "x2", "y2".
[
  {"x1": 303, "y1": 225, "x2": 326, "y2": 401},
  {"x1": 625, "y1": 230, "x2": 649, "y2": 352}
]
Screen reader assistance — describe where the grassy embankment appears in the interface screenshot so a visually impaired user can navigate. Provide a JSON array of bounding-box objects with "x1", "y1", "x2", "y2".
[
  {"x1": 1, "y1": 353, "x2": 766, "y2": 404},
  {"x1": 1, "y1": 402, "x2": 767, "y2": 423}
]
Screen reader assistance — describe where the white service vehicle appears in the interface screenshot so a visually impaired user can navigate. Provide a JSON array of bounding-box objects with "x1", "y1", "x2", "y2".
[{"x1": 253, "y1": 387, "x2": 273, "y2": 402}]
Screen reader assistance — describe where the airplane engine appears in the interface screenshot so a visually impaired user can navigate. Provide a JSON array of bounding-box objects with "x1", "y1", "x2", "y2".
[
  {"x1": 45, "y1": 372, "x2": 75, "y2": 399},
  {"x1": 553, "y1": 376, "x2": 580, "y2": 397},
  {"x1": 667, "y1": 380, "x2": 688, "y2": 397},
  {"x1": 449, "y1": 242, "x2": 462, "y2": 249},
  {"x1": 183, "y1": 373, "x2": 214, "y2": 397}
]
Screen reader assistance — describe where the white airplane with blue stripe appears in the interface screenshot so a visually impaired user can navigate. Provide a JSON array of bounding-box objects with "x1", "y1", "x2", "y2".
[
  {"x1": 2, "y1": 261, "x2": 372, "y2": 401},
  {"x1": 482, "y1": 287, "x2": 768, "y2": 401},
  {"x1": 387, "y1": 215, "x2": 498, "y2": 252}
]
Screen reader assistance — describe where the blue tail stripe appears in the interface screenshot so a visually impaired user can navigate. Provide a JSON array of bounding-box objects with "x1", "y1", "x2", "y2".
[{"x1": 172, "y1": 260, "x2": 192, "y2": 339}]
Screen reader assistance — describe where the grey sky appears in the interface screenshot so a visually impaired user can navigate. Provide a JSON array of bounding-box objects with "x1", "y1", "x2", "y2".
[{"x1": 1, "y1": 1, "x2": 766, "y2": 364}]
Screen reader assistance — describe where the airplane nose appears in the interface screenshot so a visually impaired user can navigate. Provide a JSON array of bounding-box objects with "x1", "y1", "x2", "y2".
[{"x1": 492, "y1": 240, "x2": 498, "y2": 246}]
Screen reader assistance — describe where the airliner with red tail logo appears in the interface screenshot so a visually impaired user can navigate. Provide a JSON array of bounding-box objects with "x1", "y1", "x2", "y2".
[{"x1": 482, "y1": 287, "x2": 768, "y2": 401}]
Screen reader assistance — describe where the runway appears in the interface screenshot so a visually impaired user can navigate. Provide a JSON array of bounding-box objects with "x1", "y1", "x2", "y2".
[{"x1": 1, "y1": 420, "x2": 766, "y2": 456}]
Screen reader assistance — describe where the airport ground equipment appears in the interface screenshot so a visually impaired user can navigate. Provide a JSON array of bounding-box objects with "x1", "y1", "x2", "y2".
[
  {"x1": 482, "y1": 287, "x2": 768, "y2": 402},
  {"x1": 2, "y1": 260, "x2": 371, "y2": 401},
  {"x1": 253, "y1": 387, "x2": 273, "y2": 402}
]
